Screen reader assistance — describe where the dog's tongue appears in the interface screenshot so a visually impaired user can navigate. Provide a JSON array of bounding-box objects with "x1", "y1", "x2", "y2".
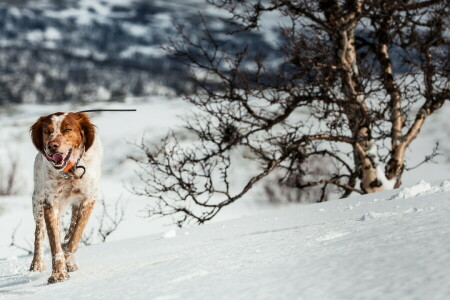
[{"x1": 52, "y1": 153, "x2": 64, "y2": 163}]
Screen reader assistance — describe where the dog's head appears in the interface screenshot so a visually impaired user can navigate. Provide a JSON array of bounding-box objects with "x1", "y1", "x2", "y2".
[{"x1": 30, "y1": 112, "x2": 95, "y2": 169}]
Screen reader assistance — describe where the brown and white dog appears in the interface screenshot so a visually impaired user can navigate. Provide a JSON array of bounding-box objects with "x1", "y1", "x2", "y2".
[{"x1": 29, "y1": 112, "x2": 102, "y2": 283}]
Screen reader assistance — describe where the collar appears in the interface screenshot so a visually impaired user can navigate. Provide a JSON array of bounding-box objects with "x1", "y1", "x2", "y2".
[
  {"x1": 43, "y1": 146, "x2": 86, "y2": 179},
  {"x1": 63, "y1": 146, "x2": 86, "y2": 179}
]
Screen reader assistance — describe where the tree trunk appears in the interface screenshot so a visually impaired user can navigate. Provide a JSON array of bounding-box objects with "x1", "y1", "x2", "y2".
[{"x1": 330, "y1": 1, "x2": 382, "y2": 194}]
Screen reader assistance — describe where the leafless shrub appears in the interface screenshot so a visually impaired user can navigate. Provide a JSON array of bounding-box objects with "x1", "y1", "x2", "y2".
[
  {"x1": 78, "y1": 228, "x2": 95, "y2": 247},
  {"x1": 62, "y1": 197, "x2": 126, "y2": 246},
  {"x1": 9, "y1": 220, "x2": 32, "y2": 255},
  {"x1": 96, "y1": 197, "x2": 126, "y2": 243},
  {"x1": 0, "y1": 158, "x2": 19, "y2": 196}
]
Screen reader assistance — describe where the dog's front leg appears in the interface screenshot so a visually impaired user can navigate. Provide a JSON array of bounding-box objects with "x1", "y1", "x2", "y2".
[
  {"x1": 63, "y1": 199, "x2": 95, "y2": 272},
  {"x1": 44, "y1": 202, "x2": 69, "y2": 284}
]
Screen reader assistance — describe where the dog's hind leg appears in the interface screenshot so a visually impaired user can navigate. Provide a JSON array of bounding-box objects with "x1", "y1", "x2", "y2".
[
  {"x1": 64, "y1": 204, "x2": 79, "y2": 244},
  {"x1": 29, "y1": 215, "x2": 46, "y2": 272},
  {"x1": 63, "y1": 199, "x2": 95, "y2": 272}
]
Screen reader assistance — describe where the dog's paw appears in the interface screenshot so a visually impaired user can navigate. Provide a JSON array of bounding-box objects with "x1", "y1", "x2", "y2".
[
  {"x1": 29, "y1": 260, "x2": 46, "y2": 272},
  {"x1": 47, "y1": 270, "x2": 70, "y2": 284},
  {"x1": 64, "y1": 253, "x2": 79, "y2": 272},
  {"x1": 66, "y1": 261, "x2": 79, "y2": 272}
]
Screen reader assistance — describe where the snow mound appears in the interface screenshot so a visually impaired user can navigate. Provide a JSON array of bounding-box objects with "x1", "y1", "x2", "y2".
[
  {"x1": 162, "y1": 229, "x2": 177, "y2": 239},
  {"x1": 390, "y1": 180, "x2": 450, "y2": 200},
  {"x1": 2, "y1": 182, "x2": 450, "y2": 299}
]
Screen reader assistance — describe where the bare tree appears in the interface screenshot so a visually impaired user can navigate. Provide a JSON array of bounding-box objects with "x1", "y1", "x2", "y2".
[{"x1": 133, "y1": 0, "x2": 449, "y2": 225}]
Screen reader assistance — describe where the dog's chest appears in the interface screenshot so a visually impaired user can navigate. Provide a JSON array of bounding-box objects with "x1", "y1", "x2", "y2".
[{"x1": 45, "y1": 176, "x2": 89, "y2": 203}]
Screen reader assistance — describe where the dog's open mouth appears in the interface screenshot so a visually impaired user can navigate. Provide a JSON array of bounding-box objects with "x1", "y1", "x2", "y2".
[{"x1": 46, "y1": 148, "x2": 72, "y2": 170}]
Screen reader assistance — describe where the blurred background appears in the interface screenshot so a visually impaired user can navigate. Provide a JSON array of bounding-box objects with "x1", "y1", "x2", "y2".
[{"x1": 0, "y1": 0, "x2": 277, "y2": 105}]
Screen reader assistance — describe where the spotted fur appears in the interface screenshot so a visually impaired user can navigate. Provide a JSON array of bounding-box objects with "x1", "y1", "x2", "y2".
[{"x1": 29, "y1": 112, "x2": 102, "y2": 284}]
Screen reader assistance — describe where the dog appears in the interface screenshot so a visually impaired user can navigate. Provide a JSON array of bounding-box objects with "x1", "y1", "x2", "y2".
[{"x1": 29, "y1": 112, "x2": 102, "y2": 283}]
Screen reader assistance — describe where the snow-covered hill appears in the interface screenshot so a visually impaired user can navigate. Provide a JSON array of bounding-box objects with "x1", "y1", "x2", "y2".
[
  {"x1": 1, "y1": 180, "x2": 450, "y2": 299},
  {"x1": 1, "y1": 99, "x2": 450, "y2": 298}
]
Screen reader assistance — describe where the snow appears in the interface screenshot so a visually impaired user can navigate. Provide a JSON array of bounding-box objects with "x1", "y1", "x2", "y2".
[
  {"x1": 96, "y1": 86, "x2": 111, "y2": 101},
  {"x1": 359, "y1": 211, "x2": 399, "y2": 221},
  {"x1": 12, "y1": 2, "x2": 444, "y2": 291},
  {"x1": 1, "y1": 99, "x2": 450, "y2": 298},
  {"x1": 120, "y1": 45, "x2": 166, "y2": 58},
  {"x1": 1, "y1": 182, "x2": 450, "y2": 298},
  {"x1": 367, "y1": 141, "x2": 396, "y2": 190},
  {"x1": 390, "y1": 180, "x2": 450, "y2": 200},
  {"x1": 26, "y1": 30, "x2": 44, "y2": 42},
  {"x1": 393, "y1": 180, "x2": 433, "y2": 199},
  {"x1": 44, "y1": 28, "x2": 61, "y2": 40},
  {"x1": 162, "y1": 229, "x2": 177, "y2": 239},
  {"x1": 121, "y1": 23, "x2": 149, "y2": 37}
]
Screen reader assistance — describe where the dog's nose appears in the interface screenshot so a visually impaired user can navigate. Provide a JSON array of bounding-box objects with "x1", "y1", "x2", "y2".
[{"x1": 48, "y1": 141, "x2": 59, "y2": 151}]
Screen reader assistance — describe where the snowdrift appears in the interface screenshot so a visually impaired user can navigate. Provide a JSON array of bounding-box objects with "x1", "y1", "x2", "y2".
[{"x1": 1, "y1": 180, "x2": 450, "y2": 299}]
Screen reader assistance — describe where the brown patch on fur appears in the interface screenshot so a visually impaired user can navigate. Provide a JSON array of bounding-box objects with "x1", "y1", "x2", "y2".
[
  {"x1": 60, "y1": 113, "x2": 83, "y2": 148},
  {"x1": 74, "y1": 112, "x2": 96, "y2": 151},
  {"x1": 63, "y1": 201, "x2": 95, "y2": 272},
  {"x1": 30, "y1": 116, "x2": 46, "y2": 154},
  {"x1": 63, "y1": 200, "x2": 95, "y2": 254},
  {"x1": 30, "y1": 112, "x2": 62, "y2": 154}
]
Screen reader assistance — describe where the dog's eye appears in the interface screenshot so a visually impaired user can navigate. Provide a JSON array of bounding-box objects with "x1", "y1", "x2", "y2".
[
  {"x1": 44, "y1": 130, "x2": 51, "y2": 134},
  {"x1": 64, "y1": 128, "x2": 72, "y2": 132}
]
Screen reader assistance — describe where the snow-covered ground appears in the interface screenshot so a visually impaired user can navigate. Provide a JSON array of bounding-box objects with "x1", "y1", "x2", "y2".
[
  {"x1": 1, "y1": 179, "x2": 450, "y2": 299},
  {"x1": 1, "y1": 99, "x2": 450, "y2": 298}
]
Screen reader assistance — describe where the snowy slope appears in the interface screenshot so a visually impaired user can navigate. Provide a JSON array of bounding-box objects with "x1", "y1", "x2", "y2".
[
  {"x1": 1, "y1": 180, "x2": 450, "y2": 299},
  {"x1": 1, "y1": 100, "x2": 450, "y2": 259}
]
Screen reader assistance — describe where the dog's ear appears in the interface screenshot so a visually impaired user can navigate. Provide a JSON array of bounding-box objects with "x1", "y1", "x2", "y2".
[
  {"x1": 77, "y1": 113, "x2": 96, "y2": 152},
  {"x1": 30, "y1": 116, "x2": 46, "y2": 154}
]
